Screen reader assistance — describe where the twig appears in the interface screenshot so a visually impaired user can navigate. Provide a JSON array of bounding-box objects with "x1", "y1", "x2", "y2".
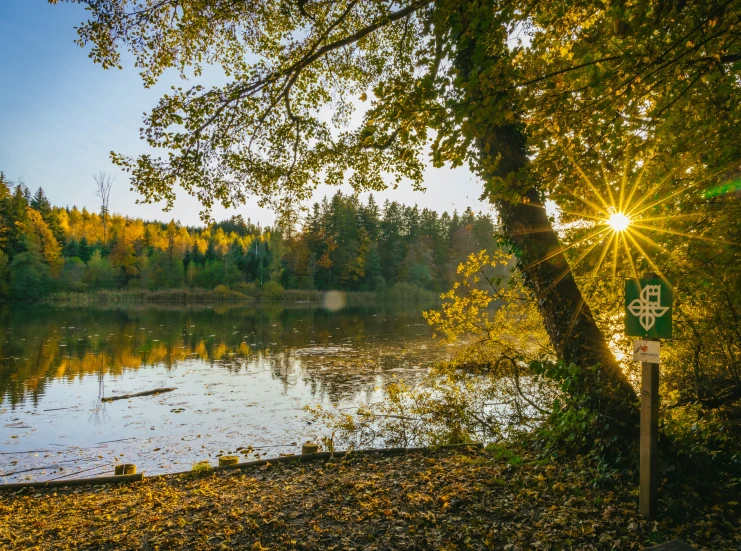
[{"x1": 95, "y1": 438, "x2": 137, "y2": 445}]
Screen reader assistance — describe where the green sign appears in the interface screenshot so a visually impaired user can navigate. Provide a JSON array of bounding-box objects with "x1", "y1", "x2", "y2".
[{"x1": 625, "y1": 278, "x2": 673, "y2": 339}]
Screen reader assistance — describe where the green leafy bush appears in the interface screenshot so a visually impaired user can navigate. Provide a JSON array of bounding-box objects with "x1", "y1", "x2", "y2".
[
  {"x1": 260, "y1": 280, "x2": 284, "y2": 300},
  {"x1": 232, "y1": 281, "x2": 258, "y2": 296}
]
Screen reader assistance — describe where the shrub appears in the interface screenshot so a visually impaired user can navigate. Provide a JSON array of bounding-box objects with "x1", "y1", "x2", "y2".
[
  {"x1": 10, "y1": 251, "x2": 51, "y2": 300},
  {"x1": 261, "y1": 280, "x2": 284, "y2": 300},
  {"x1": 189, "y1": 460, "x2": 213, "y2": 477},
  {"x1": 232, "y1": 281, "x2": 258, "y2": 296},
  {"x1": 59, "y1": 257, "x2": 87, "y2": 292}
]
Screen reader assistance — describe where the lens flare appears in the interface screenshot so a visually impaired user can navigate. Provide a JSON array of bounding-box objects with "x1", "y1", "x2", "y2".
[
  {"x1": 607, "y1": 212, "x2": 631, "y2": 232},
  {"x1": 520, "y1": 151, "x2": 730, "y2": 300}
]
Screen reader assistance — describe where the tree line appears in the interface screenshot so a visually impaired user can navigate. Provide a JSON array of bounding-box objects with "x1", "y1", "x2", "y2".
[{"x1": 0, "y1": 172, "x2": 498, "y2": 300}]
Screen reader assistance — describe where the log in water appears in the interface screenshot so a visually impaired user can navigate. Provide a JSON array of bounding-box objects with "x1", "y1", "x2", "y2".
[{"x1": 102, "y1": 387, "x2": 177, "y2": 402}]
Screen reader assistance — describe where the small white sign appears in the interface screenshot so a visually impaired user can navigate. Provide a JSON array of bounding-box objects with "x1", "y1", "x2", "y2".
[{"x1": 633, "y1": 339, "x2": 660, "y2": 363}]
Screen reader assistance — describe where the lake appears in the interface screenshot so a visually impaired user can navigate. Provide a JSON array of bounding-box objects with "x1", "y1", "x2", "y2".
[{"x1": 0, "y1": 301, "x2": 455, "y2": 483}]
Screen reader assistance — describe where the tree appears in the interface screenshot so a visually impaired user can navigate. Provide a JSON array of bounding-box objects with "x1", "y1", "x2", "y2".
[
  {"x1": 9, "y1": 210, "x2": 56, "y2": 299},
  {"x1": 0, "y1": 174, "x2": 11, "y2": 251},
  {"x1": 380, "y1": 201, "x2": 405, "y2": 284},
  {"x1": 165, "y1": 220, "x2": 178, "y2": 261},
  {"x1": 10, "y1": 250, "x2": 49, "y2": 300},
  {"x1": 0, "y1": 250, "x2": 9, "y2": 297},
  {"x1": 109, "y1": 229, "x2": 138, "y2": 282},
  {"x1": 78, "y1": 237, "x2": 91, "y2": 262},
  {"x1": 60, "y1": 257, "x2": 86, "y2": 292},
  {"x1": 0, "y1": 173, "x2": 10, "y2": 199},
  {"x1": 94, "y1": 171, "x2": 114, "y2": 247},
  {"x1": 44, "y1": 0, "x2": 741, "y2": 428},
  {"x1": 2, "y1": 184, "x2": 30, "y2": 258},
  {"x1": 30, "y1": 187, "x2": 51, "y2": 213},
  {"x1": 364, "y1": 244, "x2": 384, "y2": 291},
  {"x1": 185, "y1": 261, "x2": 198, "y2": 288},
  {"x1": 84, "y1": 250, "x2": 116, "y2": 289},
  {"x1": 30, "y1": 187, "x2": 64, "y2": 245},
  {"x1": 25, "y1": 208, "x2": 63, "y2": 277}
]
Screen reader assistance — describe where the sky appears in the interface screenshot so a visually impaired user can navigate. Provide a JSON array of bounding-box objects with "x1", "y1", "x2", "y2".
[{"x1": 0, "y1": 0, "x2": 490, "y2": 228}]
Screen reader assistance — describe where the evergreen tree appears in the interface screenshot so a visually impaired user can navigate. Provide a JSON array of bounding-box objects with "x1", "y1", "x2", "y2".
[
  {"x1": 78, "y1": 237, "x2": 91, "y2": 263},
  {"x1": 204, "y1": 239, "x2": 218, "y2": 262},
  {"x1": 30, "y1": 187, "x2": 51, "y2": 212},
  {"x1": 31, "y1": 187, "x2": 65, "y2": 246},
  {"x1": 380, "y1": 201, "x2": 405, "y2": 284},
  {"x1": 0, "y1": 173, "x2": 13, "y2": 251},
  {"x1": 189, "y1": 242, "x2": 203, "y2": 266},
  {"x1": 3, "y1": 185, "x2": 30, "y2": 258},
  {"x1": 364, "y1": 244, "x2": 384, "y2": 291},
  {"x1": 0, "y1": 250, "x2": 9, "y2": 297},
  {"x1": 63, "y1": 239, "x2": 80, "y2": 259}
]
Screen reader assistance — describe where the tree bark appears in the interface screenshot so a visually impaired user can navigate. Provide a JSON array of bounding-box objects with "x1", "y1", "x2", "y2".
[
  {"x1": 481, "y1": 122, "x2": 638, "y2": 430},
  {"x1": 451, "y1": 22, "x2": 638, "y2": 432}
]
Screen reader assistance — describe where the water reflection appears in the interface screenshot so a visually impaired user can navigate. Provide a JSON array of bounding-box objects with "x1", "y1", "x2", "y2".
[
  {"x1": 0, "y1": 303, "x2": 445, "y2": 406},
  {"x1": 0, "y1": 303, "x2": 452, "y2": 482}
]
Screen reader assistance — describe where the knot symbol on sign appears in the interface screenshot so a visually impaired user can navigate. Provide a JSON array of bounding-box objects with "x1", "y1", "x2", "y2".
[{"x1": 628, "y1": 284, "x2": 669, "y2": 331}]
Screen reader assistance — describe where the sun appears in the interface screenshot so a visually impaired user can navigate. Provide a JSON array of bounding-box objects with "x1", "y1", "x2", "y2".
[
  {"x1": 514, "y1": 149, "x2": 734, "y2": 347},
  {"x1": 520, "y1": 150, "x2": 731, "y2": 293},
  {"x1": 607, "y1": 211, "x2": 631, "y2": 232}
]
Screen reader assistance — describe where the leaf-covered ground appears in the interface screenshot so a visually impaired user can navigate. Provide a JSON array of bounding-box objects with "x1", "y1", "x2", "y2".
[{"x1": 0, "y1": 447, "x2": 738, "y2": 550}]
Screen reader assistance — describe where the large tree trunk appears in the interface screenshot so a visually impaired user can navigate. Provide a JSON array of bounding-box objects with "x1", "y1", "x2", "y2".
[
  {"x1": 482, "y1": 124, "x2": 638, "y2": 430},
  {"x1": 451, "y1": 19, "x2": 638, "y2": 432}
]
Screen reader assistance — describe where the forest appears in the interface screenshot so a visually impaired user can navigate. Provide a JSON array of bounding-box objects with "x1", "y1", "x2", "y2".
[{"x1": 0, "y1": 172, "x2": 497, "y2": 300}]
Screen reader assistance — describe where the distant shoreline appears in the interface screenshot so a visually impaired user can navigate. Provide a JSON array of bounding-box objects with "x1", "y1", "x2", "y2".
[{"x1": 33, "y1": 285, "x2": 440, "y2": 307}]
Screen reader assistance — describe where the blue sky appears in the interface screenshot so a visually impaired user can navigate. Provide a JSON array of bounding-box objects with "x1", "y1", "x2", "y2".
[{"x1": 0, "y1": 0, "x2": 489, "y2": 227}]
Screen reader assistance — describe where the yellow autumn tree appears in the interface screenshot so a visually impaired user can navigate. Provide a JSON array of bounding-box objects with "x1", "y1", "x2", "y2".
[{"x1": 25, "y1": 207, "x2": 63, "y2": 276}]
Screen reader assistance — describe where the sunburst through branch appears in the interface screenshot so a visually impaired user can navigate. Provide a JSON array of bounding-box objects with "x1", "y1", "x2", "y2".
[{"x1": 543, "y1": 154, "x2": 732, "y2": 290}]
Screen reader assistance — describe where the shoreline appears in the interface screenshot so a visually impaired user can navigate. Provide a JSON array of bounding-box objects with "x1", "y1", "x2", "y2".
[{"x1": 29, "y1": 287, "x2": 440, "y2": 308}]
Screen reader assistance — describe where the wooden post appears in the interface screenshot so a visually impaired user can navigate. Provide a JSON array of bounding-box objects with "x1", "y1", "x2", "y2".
[
  {"x1": 640, "y1": 271, "x2": 659, "y2": 520},
  {"x1": 640, "y1": 351, "x2": 659, "y2": 519},
  {"x1": 114, "y1": 464, "x2": 137, "y2": 476},
  {"x1": 302, "y1": 443, "x2": 319, "y2": 455},
  {"x1": 219, "y1": 456, "x2": 239, "y2": 467}
]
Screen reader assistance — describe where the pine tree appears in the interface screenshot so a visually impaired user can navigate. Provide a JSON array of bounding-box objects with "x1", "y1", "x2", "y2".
[
  {"x1": 3, "y1": 185, "x2": 30, "y2": 258},
  {"x1": 364, "y1": 244, "x2": 384, "y2": 291},
  {"x1": 78, "y1": 237, "x2": 91, "y2": 263},
  {"x1": 190, "y1": 242, "x2": 203, "y2": 266},
  {"x1": 30, "y1": 187, "x2": 51, "y2": 212},
  {"x1": 0, "y1": 173, "x2": 13, "y2": 250},
  {"x1": 31, "y1": 187, "x2": 64, "y2": 245}
]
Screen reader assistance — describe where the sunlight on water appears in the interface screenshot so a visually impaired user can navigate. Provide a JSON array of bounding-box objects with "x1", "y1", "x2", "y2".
[{"x1": 0, "y1": 303, "x2": 453, "y2": 483}]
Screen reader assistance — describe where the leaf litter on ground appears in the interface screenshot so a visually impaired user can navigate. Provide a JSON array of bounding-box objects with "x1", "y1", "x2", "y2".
[{"x1": 0, "y1": 447, "x2": 738, "y2": 550}]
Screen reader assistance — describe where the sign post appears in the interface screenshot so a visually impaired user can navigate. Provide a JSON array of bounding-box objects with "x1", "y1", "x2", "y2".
[{"x1": 625, "y1": 273, "x2": 672, "y2": 521}]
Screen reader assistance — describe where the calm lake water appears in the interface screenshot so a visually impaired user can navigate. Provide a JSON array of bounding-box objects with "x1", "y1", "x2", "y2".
[{"x1": 0, "y1": 302, "x2": 455, "y2": 483}]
